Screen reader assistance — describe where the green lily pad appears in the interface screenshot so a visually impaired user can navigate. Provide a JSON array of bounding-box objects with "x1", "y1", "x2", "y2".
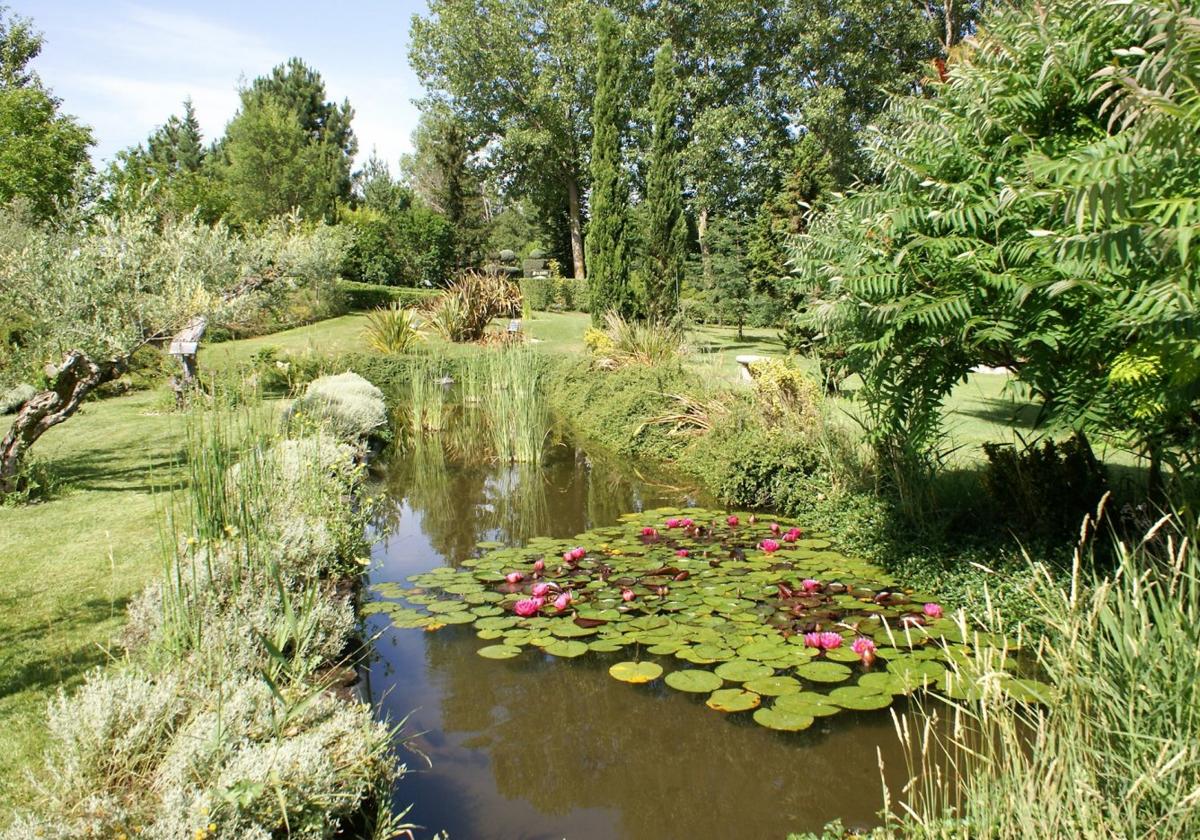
[
  {"x1": 713, "y1": 660, "x2": 775, "y2": 683},
  {"x1": 795, "y1": 661, "x2": 853, "y2": 683},
  {"x1": 753, "y1": 707, "x2": 815, "y2": 731},
  {"x1": 827, "y1": 685, "x2": 893, "y2": 710},
  {"x1": 544, "y1": 640, "x2": 588, "y2": 658},
  {"x1": 588, "y1": 638, "x2": 627, "y2": 653},
  {"x1": 477, "y1": 644, "x2": 522, "y2": 660},
  {"x1": 706, "y1": 688, "x2": 761, "y2": 713},
  {"x1": 743, "y1": 675, "x2": 801, "y2": 696},
  {"x1": 665, "y1": 669, "x2": 724, "y2": 693},
  {"x1": 609, "y1": 661, "x2": 664, "y2": 683},
  {"x1": 1002, "y1": 677, "x2": 1053, "y2": 704},
  {"x1": 775, "y1": 692, "x2": 840, "y2": 717}
]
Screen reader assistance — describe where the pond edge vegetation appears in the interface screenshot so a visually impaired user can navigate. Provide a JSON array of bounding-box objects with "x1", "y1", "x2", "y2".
[{"x1": 3, "y1": 374, "x2": 413, "y2": 839}]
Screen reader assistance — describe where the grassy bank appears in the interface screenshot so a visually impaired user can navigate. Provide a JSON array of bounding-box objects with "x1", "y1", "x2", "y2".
[{"x1": 0, "y1": 392, "x2": 184, "y2": 810}]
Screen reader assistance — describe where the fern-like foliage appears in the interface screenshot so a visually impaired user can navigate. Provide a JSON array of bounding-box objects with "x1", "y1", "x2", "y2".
[{"x1": 785, "y1": 0, "x2": 1200, "y2": 483}]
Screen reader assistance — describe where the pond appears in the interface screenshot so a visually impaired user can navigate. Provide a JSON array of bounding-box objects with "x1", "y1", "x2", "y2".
[{"x1": 363, "y1": 429, "x2": 938, "y2": 840}]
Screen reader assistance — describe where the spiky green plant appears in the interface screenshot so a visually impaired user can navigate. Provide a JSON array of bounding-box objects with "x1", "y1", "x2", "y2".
[{"x1": 363, "y1": 302, "x2": 425, "y2": 354}]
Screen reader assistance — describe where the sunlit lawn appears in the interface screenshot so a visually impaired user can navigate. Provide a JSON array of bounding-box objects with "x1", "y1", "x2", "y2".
[{"x1": 0, "y1": 392, "x2": 186, "y2": 811}]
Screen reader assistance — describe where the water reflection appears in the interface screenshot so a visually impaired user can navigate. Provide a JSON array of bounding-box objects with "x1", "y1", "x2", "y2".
[{"x1": 366, "y1": 431, "x2": 922, "y2": 839}]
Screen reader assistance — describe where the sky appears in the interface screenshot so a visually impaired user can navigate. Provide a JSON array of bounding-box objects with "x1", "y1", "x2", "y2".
[{"x1": 15, "y1": 0, "x2": 430, "y2": 169}]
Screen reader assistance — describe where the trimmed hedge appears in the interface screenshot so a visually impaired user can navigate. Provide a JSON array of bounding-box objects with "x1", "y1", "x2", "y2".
[{"x1": 337, "y1": 280, "x2": 440, "y2": 312}]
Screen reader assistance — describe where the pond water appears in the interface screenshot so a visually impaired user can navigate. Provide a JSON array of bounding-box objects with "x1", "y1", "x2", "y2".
[{"x1": 364, "y1": 432, "x2": 931, "y2": 840}]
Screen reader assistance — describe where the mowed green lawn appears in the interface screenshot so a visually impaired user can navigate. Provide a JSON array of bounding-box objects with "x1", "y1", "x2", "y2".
[{"x1": 0, "y1": 392, "x2": 186, "y2": 810}]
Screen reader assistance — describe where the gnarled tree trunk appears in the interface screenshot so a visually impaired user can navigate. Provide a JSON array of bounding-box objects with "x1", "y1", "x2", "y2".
[{"x1": 0, "y1": 351, "x2": 126, "y2": 494}]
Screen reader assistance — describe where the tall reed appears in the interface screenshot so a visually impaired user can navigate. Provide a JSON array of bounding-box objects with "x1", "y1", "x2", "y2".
[
  {"x1": 480, "y1": 346, "x2": 550, "y2": 464},
  {"x1": 885, "y1": 499, "x2": 1200, "y2": 839}
]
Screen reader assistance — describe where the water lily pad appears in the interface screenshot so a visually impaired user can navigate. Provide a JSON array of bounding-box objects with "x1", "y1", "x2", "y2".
[
  {"x1": 713, "y1": 660, "x2": 775, "y2": 683},
  {"x1": 776, "y1": 692, "x2": 840, "y2": 717},
  {"x1": 1002, "y1": 677, "x2": 1053, "y2": 704},
  {"x1": 477, "y1": 644, "x2": 522, "y2": 660},
  {"x1": 544, "y1": 640, "x2": 588, "y2": 658},
  {"x1": 609, "y1": 661, "x2": 663, "y2": 683},
  {"x1": 753, "y1": 707, "x2": 815, "y2": 731},
  {"x1": 827, "y1": 685, "x2": 893, "y2": 710},
  {"x1": 858, "y1": 672, "x2": 905, "y2": 694},
  {"x1": 743, "y1": 675, "x2": 801, "y2": 696},
  {"x1": 588, "y1": 638, "x2": 627, "y2": 653},
  {"x1": 706, "y1": 688, "x2": 761, "y2": 713},
  {"x1": 795, "y1": 661, "x2": 853, "y2": 683},
  {"x1": 665, "y1": 669, "x2": 724, "y2": 693}
]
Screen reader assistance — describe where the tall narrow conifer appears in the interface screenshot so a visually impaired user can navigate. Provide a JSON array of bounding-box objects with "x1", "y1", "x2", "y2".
[
  {"x1": 586, "y1": 8, "x2": 630, "y2": 323},
  {"x1": 643, "y1": 42, "x2": 688, "y2": 324}
]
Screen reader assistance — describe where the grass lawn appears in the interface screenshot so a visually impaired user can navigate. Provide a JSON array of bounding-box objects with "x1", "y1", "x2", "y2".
[{"x1": 0, "y1": 392, "x2": 187, "y2": 812}]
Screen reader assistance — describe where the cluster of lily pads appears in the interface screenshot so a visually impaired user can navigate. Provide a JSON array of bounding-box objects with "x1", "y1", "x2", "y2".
[{"x1": 366, "y1": 508, "x2": 1050, "y2": 731}]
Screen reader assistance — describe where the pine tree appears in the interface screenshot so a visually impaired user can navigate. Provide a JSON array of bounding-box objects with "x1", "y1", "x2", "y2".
[
  {"x1": 643, "y1": 42, "x2": 687, "y2": 324},
  {"x1": 586, "y1": 8, "x2": 631, "y2": 323},
  {"x1": 147, "y1": 98, "x2": 204, "y2": 175}
]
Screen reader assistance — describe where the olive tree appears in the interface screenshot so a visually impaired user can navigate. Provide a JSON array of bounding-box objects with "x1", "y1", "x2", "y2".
[{"x1": 0, "y1": 205, "x2": 345, "y2": 493}]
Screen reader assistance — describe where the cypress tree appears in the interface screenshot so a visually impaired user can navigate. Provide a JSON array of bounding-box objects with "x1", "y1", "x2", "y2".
[
  {"x1": 586, "y1": 8, "x2": 630, "y2": 324},
  {"x1": 643, "y1": 42, "x2": 687, "y2": 324}
]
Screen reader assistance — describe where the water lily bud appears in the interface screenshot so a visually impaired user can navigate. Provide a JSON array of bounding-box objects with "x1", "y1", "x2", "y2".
[{"x1": 505, "y1": 571, "x2": 524, "y2": 584}]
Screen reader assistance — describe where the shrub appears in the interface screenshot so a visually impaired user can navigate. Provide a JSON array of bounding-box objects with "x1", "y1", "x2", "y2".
[
  {"x1": 427, "y1": 271, "x2": 522, "y2": 343},
  {"x1": 336, "y1": 279, "x2": 439, "y2": 311},
  {"x1": 747, "y1": 357, "x2": 822, "y2": 430},
  {"x1": 363, "y1": 303, "x2": 425, "y2": 354},
  {"x1": 288, "y1": 372, "x2": 388, "y2": 442},
  {"x1": 557, "y1": 276, "x2": 588, "y2": 312},
  {"x1": 598, "y1": 311, "x2": 687, "y2": 367},
  {"x1": 7, "y1": 667, "x2": 398, "y2": 840},
  {"x1": 520, "y1": 275, "x2": 555, "y2": 311},
  {"x1": 341, "y1": 203, "x2": 456, "y2": 287},
  {"x1": 0, "y1": 382, "x2": 36, "y2": 414},
  {"x1": 982, "y1": 435, "x2": 1108, "y2": 540}
]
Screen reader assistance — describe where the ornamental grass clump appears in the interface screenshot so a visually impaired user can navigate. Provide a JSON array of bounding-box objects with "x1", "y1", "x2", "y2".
[
  {"x1": 885, "y1": 502, "x2": 1200, "y2": 839},
  {"x1": 0, "y1": 382, "x2": 36, "y2": 415},
  {"x1": 4, "y1": 667, "x2": 400, "y2": 840},
  {"x1": 288, "y1": 371, "x2": 387, "y2": 442}
]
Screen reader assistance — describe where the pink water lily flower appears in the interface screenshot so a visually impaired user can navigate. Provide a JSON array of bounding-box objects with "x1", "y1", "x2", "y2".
[
  {"x1": 621, "y1": 588, "x2": 636, "y2": 602},
  {"x1": 769, "y1": 522, "x2": 781, "y2": 535},
  {"x1": 553, "y1": 591, "x2": 572, "y2": 611},
  {"x1": 727, "y1": 515, "x2": 739, "y2": 526},
  {"x1": 513, "y1": 598, "x2": 540, "y2": 617},
  {"x1": 665, "y1": 518, "x2": 681, "y2": 528},
  {"x1": 681, "y1": 518, "x2": 694, "y2": 528},
  {"x1": 641, "y1": 526, "x2": 657, "y2": 537},
  {"x1": 783, "y1": 527, "x2": 802, "y2": 543},
  {"x1": 759, "y1": 538, "x2": 780, "y2": 554},
  {"x1": 801, "y1": 578, "x2": 821, "y2": 593},
  {"x1": 923, "y1": 603, "x2": 943, "y2": 619},
  {"x1": 819, "y1": 631, "x2": 843, "y2": 650},
  {"x1": 505, "y1": 571, "x2": 524, "y2": 584},
  {"x1": 675, "y1": 549, "x2": 689, "y2": 558},
  {"x1": 851, "y1": 637, "x2": 877, "y2": 666},
  {"x1": 803, "y1": 631, "x2": 823, "y2": 648},
  {"x1": 531, "y1": 596, "x2": 546, "y2": 609},
  {"x1": 570, "y1": 547, "x2": 586, "y2": 561},
  {"x1": 531, "y1": 582, "x2": 551, "y2": 598},
  {"x1": 532, "y1": 558, "x2": 545, "y2": 573}
]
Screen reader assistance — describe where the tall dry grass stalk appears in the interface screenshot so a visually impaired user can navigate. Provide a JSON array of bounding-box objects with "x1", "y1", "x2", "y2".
[{"x1": 883, "y1": 497, "x2": 1200, "y2": 839}]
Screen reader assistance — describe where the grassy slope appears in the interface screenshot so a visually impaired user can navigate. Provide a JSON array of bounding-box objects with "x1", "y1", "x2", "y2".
[{"x1": 0, "y1": 392, "x2": 185, "y2": 810}]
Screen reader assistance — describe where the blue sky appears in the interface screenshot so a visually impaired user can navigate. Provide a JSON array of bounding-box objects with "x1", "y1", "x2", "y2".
[{"x1": 16, "y1": 0, "x2": 429, "y2": 169}]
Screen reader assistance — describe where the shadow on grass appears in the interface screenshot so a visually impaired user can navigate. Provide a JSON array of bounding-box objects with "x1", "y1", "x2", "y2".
[
  {"x1": 45, "y1": 444, "x2": 187, "y2": 496},
  {"x1": 0, "y1": 596, "x2": 132, "y2": 701},
  {"x1": 953, "y1": 397, "x2": 1043, "y2": 430}
]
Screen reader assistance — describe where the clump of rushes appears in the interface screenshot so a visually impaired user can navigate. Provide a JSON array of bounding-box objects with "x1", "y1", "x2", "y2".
[{"x1": 885, "y1": 501, "x2": 1200, "y2": 839}]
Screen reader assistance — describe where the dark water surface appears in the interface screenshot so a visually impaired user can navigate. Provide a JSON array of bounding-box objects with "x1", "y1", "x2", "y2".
[{"x1": 365, "y1": 437, "x2": 923, "y2": 840}]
